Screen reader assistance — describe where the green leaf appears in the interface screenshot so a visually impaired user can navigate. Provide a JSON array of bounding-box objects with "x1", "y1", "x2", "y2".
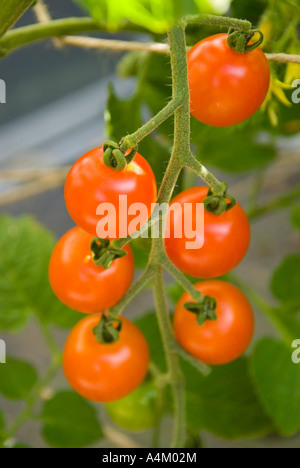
[
  {"x1": 130, "y1": 238, "x2": 151, "y2": 270},
  {"x1": 231, "y1": 0, "x2": 268, "y2": 24},
  {"x1": 74, "y1": 0, "x2": 226, "y2": 33},
  {"x1": 135, "y1": 312, "x2": 166, "y2": 371},
  {"x1": 250, "y1": 338, "x2": 300, "y2": 436},
  {"x1": 291, "y1": 205, "x2": 300, "y2": 230},
  {"x1": 106, "y1": 84, "x2": 142, "y2": 141},
  {"x1": 271, "y1": 255, "x2": 300, "y2": 310},
  {"x1": 41, "y1": 391, "x2": 103, "y2": 448},
  {"x1": 0, "y1": 357, "x2": 37, "y2": 400},
  {"x1": 268, "y1": 308, "x2": 300, "y2": 345},
  {"x1": 74, "y1": 0, "x2": 173, "y2": 33},
  {"x1": 192, "y1": 120, "x2": 277, "y2": 173},
  {"x1": 0, "y1": 0, "x2": 34, "y2": 37},
  {"x1": 0, "y1": 215, "x2": 82, "y2": 330},
  {"x1": 184, "y1": 358, "x2": 273, "y2": 439}
]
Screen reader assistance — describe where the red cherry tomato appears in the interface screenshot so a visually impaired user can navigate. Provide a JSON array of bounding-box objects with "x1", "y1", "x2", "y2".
[
  {"x1": 63, "y1": 314, "x2": 150, "y2": 402},
  {"x1": 187, "y1": 34, "x2": 270, "y2": 127},
  {"x1": 164, "y1": 186, "x2": 251, "y2": 279},
  {"x1": 64, "y1": 147, "x2": 157, "y2": 238},
  {"x1": 49, "y1": 227, "x2": 134, "y2": 314},
  {"x1": 174, "y1": 280, "x2": 255, "y2": 365}
]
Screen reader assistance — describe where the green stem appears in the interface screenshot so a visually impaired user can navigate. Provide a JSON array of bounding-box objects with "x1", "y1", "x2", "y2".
[
  {"x1": 4, "y1": 355, "x2": 60, "y2": 441},
  {"x1": 2, "y1": 322, "x2": 61, "y2": 443},
  {"x1": 161, "y1": 256, "x2": 202, "y2": 302},
  {"x1": 183, "y1": 14, "x2": 252, "y2": 32},
  {"x1": 248, "y1": 185, "x2": 300, "y2": 220},
  {"x1": 39, "y1": 320, "x2": 61, "y2": 358},
  {"x1": 120, "y1": 98, "x2": 184, "y2": 152},
  {"x1": 185, "y1": 155, "x2": 227, "y2": 196},
  {"x1": 0, "y1": 17, "x2": 142, "y2": 56},
  {"x1": 175, "y1": 346, "x2": 210, "y2": 376},
  {"x1": 0, "y1": 0, "x2": 34, "y2": 38},
  {"x1": 153, "y1": 266, "x2": 186, "y2": 448},
  {"x1": 110, "y1": 266, "x2": 155, "y2": 317},
  {"x1": 247, "y1": 170, "x2": 266, "y2": 215}
]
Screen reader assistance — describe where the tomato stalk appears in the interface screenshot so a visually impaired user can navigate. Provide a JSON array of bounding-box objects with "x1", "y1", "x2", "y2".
[
  {"x1": 1, "y1": 321, "x2": 61, "y2": 446},
  {"x1": 152, "y1": 265, "x2": 186, "y2": 449},
  {"x1": 0, "y1": 17, "x2": 144, "y2": 56},
  {"x1": 183, "y1": 14, "x2": 252, "y2": 32},
  {"x1": 119, "y1": 98, "x2": 185, "y2": 154},
  {"x1": 110, "y1": 266, "x2": 155, "y2": 317}
]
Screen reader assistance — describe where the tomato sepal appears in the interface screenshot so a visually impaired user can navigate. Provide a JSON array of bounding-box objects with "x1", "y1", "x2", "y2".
[
  {"x1": 227, "y1": 28, "x2": 264, "y2": 54},
  {"x1": 93, "y1": 314, "x2": 123, "y2": 344},
  {"x1": 184, "y1": 296, "x2": 218, "y2": 326},
  {"x1": 90, "y1": 237, "x2": 127, "y2": 269},
  {"x1": 204, "y1": 186, "x2": 236, "y2": 216}
]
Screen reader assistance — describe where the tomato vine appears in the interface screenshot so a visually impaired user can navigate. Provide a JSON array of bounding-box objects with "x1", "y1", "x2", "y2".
[{"x1": 1, "y1": 0, "x2": 300, "y2": 450}]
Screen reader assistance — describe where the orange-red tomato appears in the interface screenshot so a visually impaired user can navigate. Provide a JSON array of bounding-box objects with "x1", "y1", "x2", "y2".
[
  {"x1": 64, "y1": 147, "x2": 157, "y2": 238},
  {"x1": 49, "y1": 227, "x2": 134, "y2": 313},
  {"x1": 174, "y1": 281, "x2": 255, "y2": 365},
  {"x1": 63, "y1": 314, "x2": 150, "y2": 402},
  {"x1": 187, "y1": 34, "x2": 270, "y2": 127},
  {"x1": 164, "y1": 186, "x2": 251, "y2": 278}
]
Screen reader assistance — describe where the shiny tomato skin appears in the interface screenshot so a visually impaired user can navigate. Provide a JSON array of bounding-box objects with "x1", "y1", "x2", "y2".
[
  {"x1": 64, "y1": 147, "x2": 157, "y2": 238},
  {"x1": 164, "y1": 186, "x2": 251, "y2": 279},
  {"x1": 187, "y1": 34, "x2": 270, "y2": 127},
  {"x1": 63, "y1": 314, "x2": 150, "y2": 402},
  {"x1": 49, "y1": 227, "x2": 134, "y2": 314},
  {"x1": 174, "y1": 280, "x2": 255, "y2": 365}
]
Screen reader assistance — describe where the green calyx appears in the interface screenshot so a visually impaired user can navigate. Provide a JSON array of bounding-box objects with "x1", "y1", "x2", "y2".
[
  {"x1": 204, "y1": 184, "x2": 236, "y2": 215},
  {"x1": 103, "y1": 140, "x2": 137, "y2": 171},
  {"x1": 90, "y1": 237, "x2": 127, "y2": 269},
  {"x1": 93, "y1": 314, "x2": 122, "y2": 344},
  {"x1": 227, "y1": 28, "x2": 264, "y2": 54},
  {"x1": 184, "y1": 296, "x2": 218, "y2": 326}
]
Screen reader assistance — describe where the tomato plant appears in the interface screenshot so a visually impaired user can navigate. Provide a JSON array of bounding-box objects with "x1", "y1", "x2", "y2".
[
  {"x1": 174, "y1": 281, "x2": 255, "y2": 365},
  {"x1": 63, "y1": 314, "x2": 150, "y2": 402},
  {"x1": 0, "y1": 0, "x2": 300, "y2": 451},
  {"x1": 105, "y1": 380, "x2": 160, "y2": 431},
  {"x1": 187, "y1": 33, "x2": 270, "y2": 127},
  {"x1": 165, "y1": 186, "x2": 251, "y2": 278},
  {"x1": 49, "y1": 227, "x2": 134, "y2": 314},
  {"x1": 64, "y1": 146, "x2": 157, "y2": 238}
]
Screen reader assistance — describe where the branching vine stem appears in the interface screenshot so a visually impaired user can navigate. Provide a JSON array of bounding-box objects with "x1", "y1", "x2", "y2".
[
  {"x1": 106, "y1": 15, "x2": 258, "y2": 446},
  {"x1": 152, "y1": 265, "x2": 186, "y2": 448},
  {"x1": 1, "y1": 15, "x2": 300, "y2": 63},
  {"x1": 3, "y1": 7, "x2": 297, "y2": 449},
  {"x1": 120, "y1": 98, "x2": 184, "y2": 153}
]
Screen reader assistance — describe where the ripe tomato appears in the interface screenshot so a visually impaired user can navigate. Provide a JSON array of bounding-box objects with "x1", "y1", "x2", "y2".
[
  {"x1": 174, "y1": 281, "x2": 254, "y2": 365},
  {"x1": 187, "y1": 34, "x2": 270, "y2": 127},
  {"x1": 105, "y1": 380, "x2": 159, "y2": 431},
  {"x1": 164, "y1": 186, "x2": 251, "y2": 278},
  {"x1": 64, "y1": 147, "x2": 157, "y2": 238},
  {"x1": 49, "y1": 227, "x2": 134, "y2": 314},
  {"x1": 63, "y1": 314, "x2": 150, "y2": 402}
]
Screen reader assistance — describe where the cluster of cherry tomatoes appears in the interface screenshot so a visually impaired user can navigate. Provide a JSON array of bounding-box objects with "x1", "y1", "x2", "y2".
[{"x1": 48, "y1": 33, "x2": 270, "y2": 422}]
